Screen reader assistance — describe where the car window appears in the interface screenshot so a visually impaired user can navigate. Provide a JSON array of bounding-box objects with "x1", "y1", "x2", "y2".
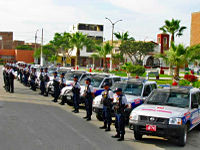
[
  {"x1": 196, "y1": 92, "x2": 200, "y2": 105},
  {"x1": 151, "y1": 84, "x2": 157, "y2": 90},
  {"x1": 113, "y1": 78, "x2": 121, "y2": 83},
  {"x1": 146, "y1": 90, "x2": 189, "y2": 108},
  {"x1": 143, "y1": 85, "x2": 152, "y2": 97},
  {"x1": 191, "y1": 93, "x2": 198, "y2": 105}
]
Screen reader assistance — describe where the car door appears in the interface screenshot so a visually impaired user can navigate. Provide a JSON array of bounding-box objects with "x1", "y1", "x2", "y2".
[{"x1": 190, "y1": 92, "x2": 200, "y2": 127}]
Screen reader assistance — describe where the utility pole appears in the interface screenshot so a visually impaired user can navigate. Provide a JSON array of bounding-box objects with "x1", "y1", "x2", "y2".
[
  {"x1": 40, "y1": 28, "x2": 44, "y2": 66},
  {"x1": 35, "y1": 29, "x2": 39, "y2": 51},
  {"x1": 35, "y1": 29, "x2": 39, "y2": 64},
  {"x1": 105, "y1": 17, "x2": 122, "y2": 71}
]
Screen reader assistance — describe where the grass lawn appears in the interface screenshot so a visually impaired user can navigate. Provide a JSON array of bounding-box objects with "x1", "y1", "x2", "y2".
[{"x1": 149, "y1": 79, "x2": 173, "y2": 85}]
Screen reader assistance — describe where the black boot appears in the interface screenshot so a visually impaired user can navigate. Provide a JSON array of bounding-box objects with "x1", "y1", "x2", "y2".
[
  {"x1": 112, "y1": 133, "x2": 120, "y2": 138},
  {"x1": 105, "y1": 126, "x2": 111, "y2": 132},
  {"x1": 99, "y1": 124, "x2": 107, "y2": 129},
  {"x1": 118, "y1": 135, "x2": 124, "y2": 141},
  {"x1": 83, "y1": 116, "x2": 88, "y2": 119},
  {"x1": 74, "y1": 109, "x2": 79, "y2": 113},
  {"x1": 86, "y1": 117, "x2": 91, "y2": 121}
]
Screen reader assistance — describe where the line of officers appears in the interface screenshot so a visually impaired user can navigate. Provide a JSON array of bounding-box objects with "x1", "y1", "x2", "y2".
[{"x1": 3, "y1": 64, "x2": 129, "y2": 142}]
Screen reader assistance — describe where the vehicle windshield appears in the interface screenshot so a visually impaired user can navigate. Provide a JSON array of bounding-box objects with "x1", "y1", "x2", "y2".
[
  {"x1": 111, "y1": 82, "x2": 143, "y2": 96},
  {"x1": 65, "y1": 73, "x2": 82, "y2": 81},
  {"x1": 146, "y1": 90, "x2": 189, "y2": 108},
  {"x1": 80, "y1": 76, "x2": 104, "y2": 88}
]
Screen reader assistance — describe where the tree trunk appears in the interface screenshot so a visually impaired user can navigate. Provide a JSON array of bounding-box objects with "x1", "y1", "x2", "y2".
[
  {"x1": 104, "y1": 57, "x2": 108, "y2": 72},
  {"x1": 168, "y1": 64, "x2": 173, "y2": 76},
  {"x1": 75, "y1": 48, "x2": 80, "y2": 69},
  {"x1": 92, "y1": 57, "x2": 95, "y2": 69},
  {"x1": 174, "y1": 65, "x2": 180, "y2": 80},
  {"x1": 170, "y1": 34, "x2": 174, "y2": 46}
]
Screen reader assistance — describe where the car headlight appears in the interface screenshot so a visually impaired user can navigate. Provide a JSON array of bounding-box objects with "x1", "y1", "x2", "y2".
[
  {"x1": 129, "y1": 112, "x2": 139, "y2": 121},
  {"x1": 169, "y1": 118, "x2": 182, "y2": 125}
]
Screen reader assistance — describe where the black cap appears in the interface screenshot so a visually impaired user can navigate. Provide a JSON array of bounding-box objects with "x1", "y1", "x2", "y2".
[
  {"x1": 74, "y1": 75, "x2": 78, "y2": 79},
  {"x1": 45, "y1": 67, "x2": 48, "y2": 70},
  {"x1": 61, "y1": 73, "x2": 65, "y2": 76},
  {"x1": 103, "y1": 82, "x2": 110, "y2": 87},
  {"x1": 85, "y1": 78, "x2": 91, "y2": 82},
  {"x1": 40, "y1": 68, "x2": 43, "y2": 70},
  {"x1": 114, "y1": 88, "x2": 122, "y2": 93},
  {"x1": 54, "y1": 71, "x2": 58, "y2": 74}
]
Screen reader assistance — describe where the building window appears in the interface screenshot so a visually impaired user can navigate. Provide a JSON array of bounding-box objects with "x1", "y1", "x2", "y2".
[
  {"x1": 78, "y1": 24, "x2": 103, "y2": 31},
  {"x1": 163, "y1": 37, "x2": 167, "y2": 44},
  {"x1": 158, "y1": 37, "x2": 161, "y2": 44}
]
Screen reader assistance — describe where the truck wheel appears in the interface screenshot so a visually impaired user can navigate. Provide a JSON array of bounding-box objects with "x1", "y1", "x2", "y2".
[
  {"x1": 134, "y1": 131, "x2": 143, "y2": 140},
  {"x1": 96, "y1": 113, "x2": 103, "y2": 121},
  {"x1": 177, "y1": 125, "x2": 188, "y2": 146}
]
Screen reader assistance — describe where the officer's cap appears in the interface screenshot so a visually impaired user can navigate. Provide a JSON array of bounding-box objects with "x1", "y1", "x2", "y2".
[
  {"x1": 85, "y1": 78, "x2": 91, "y2": 82},
  {"x1": 54, "y1": 71, "x2": 58, "y2": 74},
  {"x1": 73, "y1": 75, "x2": 78, "y2": 79},
  {"x1": 103, "y1": 82, "x2": 110, "y2": 87},
  {"x1": 114, "y1": 88, "x2": 122, "y2": 93},
  {"x1": 61, "y1": 73, "x2": 65, "y2": 76}
]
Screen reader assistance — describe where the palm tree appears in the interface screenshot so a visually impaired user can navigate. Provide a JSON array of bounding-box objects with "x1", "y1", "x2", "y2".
[
  {"x1": 160, "y1": 18, "x2": 187, "y2": 46},
  {"x1": 96, "y1": 42, "x2": 113, "y2": 72},
  {"x1": 164, "y1": 43, "x2": 189, "y2": 79},
  {"x1": 114, "y1": 31, "x2": 135, "y2": 41},
  {"x1": 71, "y1": 32, "x2": 94, "y2": 68}
]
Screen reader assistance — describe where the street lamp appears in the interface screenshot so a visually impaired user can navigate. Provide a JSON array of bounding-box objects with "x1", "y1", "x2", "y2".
[{"x1": 105, "y1": 17, "x2": 122, "y2": 71}]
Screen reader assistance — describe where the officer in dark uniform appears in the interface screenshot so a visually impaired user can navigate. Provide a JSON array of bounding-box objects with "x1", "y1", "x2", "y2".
[
  {"x1": 3, "y1": 64, "x2": 7, "y2": 89},
  {"x1": 99, "y1": 82, "x2": 114, "y2": 131},
  {"x1": 112, "y1": 88, "x2": 128, "y2": 141},
  {"x1": 59, "y1": 73, "x2": 66, "y2": 105},
  {"x1": 8, "y1": 65, "x2": 15, "y2": 93},
  {"x1": 52, "y1": 71, "x2": 60, "y2": 102},
  {"x1": 83, "y1": 78, "x2": 94, "y2": 121},
  {"x1": 72, "y1": 75, "x2": 81, "y2": 113},
  {"x1": 5, "y1": 65, "x2": 10, "y2": 92},
  {"x1": 39, "y1": 68, "x2": 45, "y2": 95},
  {"x1": 43, "y1": 67, "x2": 50, "y2": 96},
  {"x1": 30, "y1": 68, "x2": 37, "y2": 91}
]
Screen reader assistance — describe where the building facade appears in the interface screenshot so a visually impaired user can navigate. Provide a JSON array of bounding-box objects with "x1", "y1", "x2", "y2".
[
  {"x1": 190, "y1": 12, "x2": 200, "y2": 46},
  {"x1": 0, "y1": 32, "x2": 13, "y2": 49},
  {"x1": 69, "y1": 23, "x2": 104, "y2": 67}
]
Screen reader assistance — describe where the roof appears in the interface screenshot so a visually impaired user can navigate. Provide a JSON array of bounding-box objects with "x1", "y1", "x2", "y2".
[{"x1": 154, "y1": 87, "x2": 196, "y2": 94}]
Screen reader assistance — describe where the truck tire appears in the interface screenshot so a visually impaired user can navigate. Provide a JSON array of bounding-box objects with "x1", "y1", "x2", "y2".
[
  {"x1": 96, "y1": 113, "x2": 103, "y2": 121},
  {"x1": 177, "y1": 125, "x2": 188, "y2": 146},
  {"x1": 134, "y1": 131, "x2": 143, "y2": 140}
]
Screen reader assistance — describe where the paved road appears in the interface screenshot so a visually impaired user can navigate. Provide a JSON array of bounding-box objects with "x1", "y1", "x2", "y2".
[{"x1": 0, "y1": 66, "x2": 200, "y2": 150}]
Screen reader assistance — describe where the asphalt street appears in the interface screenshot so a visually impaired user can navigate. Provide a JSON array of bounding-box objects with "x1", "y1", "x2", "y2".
[{"x1": 0, "y1": 66, "x2": 200, "y2": 150}]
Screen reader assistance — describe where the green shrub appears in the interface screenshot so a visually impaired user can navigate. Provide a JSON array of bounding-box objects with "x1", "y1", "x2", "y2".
[
  {"x1": 121, "y1": 62, "x2": 145, "y2": 76},
  {"x1": 192, "y1": 81, "x2": 200, "y2": 88},
  {"x1": 179, "y1": 80, "x2": 191, "y2": 86}
]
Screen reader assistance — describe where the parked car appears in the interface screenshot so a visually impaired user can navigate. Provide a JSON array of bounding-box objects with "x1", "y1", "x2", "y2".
[
  {"x1": 93, "y1": 79, "x2": 157, "y2": 121},
  {"x1": 62, "y1": 74, "x2": 122, "y2": 105},
  {"x1": 129, "y1": 87, "x2": 200, "y2": 146}
]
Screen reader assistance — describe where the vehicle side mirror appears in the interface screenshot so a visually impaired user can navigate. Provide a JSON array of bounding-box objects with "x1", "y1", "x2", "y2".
[{"x1": 192, "y1": 103, "x2": 199, "y2": 109}]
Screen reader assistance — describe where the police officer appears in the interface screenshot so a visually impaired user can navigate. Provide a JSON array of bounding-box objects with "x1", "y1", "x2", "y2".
[
  {"x1": 99, "y1": 82, "x2": 114, "y2": 132},
  {"x1": 59, "y1": 73, "x2": 66, "y2": 105},
  {"x1": 72, "y1": 75, "x2": 81, "y2": 113},
  {"x1": 83, "y1": 78, "x2": 94, "y2": 121},
  {"x1": 112, "y1": 88, "x2": 128, "y2": 141},
  {"x1": 5, "y1": 65, "x2": 10, "y2": 92},
  {"x1": 23, "y1": 64, "x2": 29, "y2": 86},
  {"x1": 52, "y1": 71, "x2": 60, "y2": 102},
  {"x1": 43, "y1": 67, "x2": 50, "y2": 96},
  {"x1": 8, "y1": 65, "x2": 15, "y2": 93},
  {"x1": 30, "y1": 68, "x2": 37, "y2": 91},
  {"x1": 39, "y1": 68, "x2": 45, "y2": 95}
]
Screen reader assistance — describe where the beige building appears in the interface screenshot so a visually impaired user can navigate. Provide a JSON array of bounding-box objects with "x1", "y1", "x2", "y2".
[{"x1": 190, "y1": 12, "x2": 200, "y2": 46}]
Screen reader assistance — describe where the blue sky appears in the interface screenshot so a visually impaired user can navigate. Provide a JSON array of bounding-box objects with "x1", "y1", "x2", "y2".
[{"x1": 0, "y1": 0, "x2": 200, "y2": 46}]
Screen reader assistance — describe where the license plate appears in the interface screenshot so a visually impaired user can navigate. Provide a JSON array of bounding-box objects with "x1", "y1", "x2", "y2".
[{"x1": 146, "y1": 124, "x2": 156, "y2": 132}]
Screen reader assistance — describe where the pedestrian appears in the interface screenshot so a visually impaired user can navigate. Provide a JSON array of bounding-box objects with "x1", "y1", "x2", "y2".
[
  {"x1": 8, "y1": 65, "x2": 15, "y2": 93},
  {"x1": 30, "y1": 68, "x2": 37, "y2": 91},
  {"x1": 59, "y1": 73, "x2": 66, "y2": 105},
  {"x1": 43, "y1": 67, "x2": 50, "y2": 96},
  {"x1": 72, "y1": 75, "x2": 81, "y2": 113},
  {"x1": 112, "y1": 88, "x2": 128, "y2": 141},
  {"x1": 39, "y1": 68, "x2": 45, "y2": 95},
  {"x1": 5, "y1": 65, "x2": 10, "y2": 92},
  {"x1": 83, "y1": 78, "x2": 94, "y2": 121},
  {"x1": 99, "y1": 82, "x2": 114, "y2": 132},
  {"x1": 52, "y1": 72, "x2": 60, "y2": 102}
]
